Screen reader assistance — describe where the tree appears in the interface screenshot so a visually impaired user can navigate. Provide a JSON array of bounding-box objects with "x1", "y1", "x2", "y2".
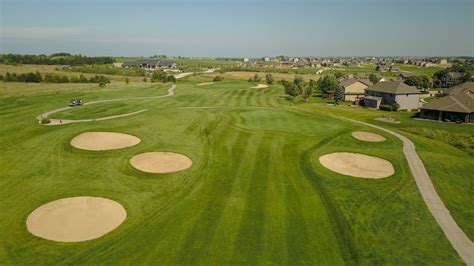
[
  {"x1": 282, "y1": 80, "x2": 298, "y2": 97},
  {"x1": 334, "y1": 71, "x2": 345, "y2": 79},
  {"x1": 125, "y1": 78, "x2": 130, "y2": 84},
  {"x1": 166, "y1": 75, "x2": 176, "y2": 83},
  {"x1": 151, "y1": 71, "x2": 166, "y2": 82},
  {"x1": 318, "y1": 75, "x2": 338, "y2": 93},
  {"x1": 403, "y1": 75, "x2": 431, "y2": 91},
  {"x1": 334, "y1": 85, "x2": 344, "y2": 105},
  {"x1": 252, "y1": 73, "x2": 261, "y2": 82},
  {"x1": 302, "y1": 82, "x2": 313, "y2": 102},
  {"x1": 375, "y1": 65, "x2": 381, "y2": 71},
  {"x1": 293, "y1": 76, "x2": 305, "y2": 95},
  {"x1": 369, "y1": 73, "x2": 379, "y2": 84},
  {"x1": 99, "y1": 80, "x2": 107, "y2": 87},
  {"x1": 265, "y1": 73, "x2": 274, "y2": 84}
]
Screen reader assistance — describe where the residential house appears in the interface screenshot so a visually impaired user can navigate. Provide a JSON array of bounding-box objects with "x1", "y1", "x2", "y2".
[
  {"x1": 438, "y1": 72, "x2": 466, "y2": 88},
  {"x1": 364, "y1": 81, "x2": 421, "y2": 111},
  {"x1": 122, "y1": 60, "x2": 177, "y2": 70},
  {"x1": 340, "y1": 78, "x2": 373, "y2": 103},
  {"x1": 419, "y1": 82, "x2": 473, "y2": 123}
]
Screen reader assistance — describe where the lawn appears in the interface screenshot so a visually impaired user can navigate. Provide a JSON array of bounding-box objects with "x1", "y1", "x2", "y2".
[
  {"x1": 295, "y1": 102, "x2": 474, "y2": 241},
  {"x1": 0, "y1": 79, "x2": 465, "y2": 264}
]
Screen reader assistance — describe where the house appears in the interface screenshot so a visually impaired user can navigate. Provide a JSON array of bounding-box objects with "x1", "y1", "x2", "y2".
[
  {"x1": 339, "y1": 78, "x2": 373, "y2": 102},
  {"x1": 364, "y1": 81, "x2": 421, "y2": 111},
  {"x1": 438, "y1": 72, "x2": 466, "y2": 88},
  {"x1": 122, "y1": 60, "x2": 177, "y2": 70},
  {"x1": 419, "y1": 82, "x2": 473, "y2": 123}
]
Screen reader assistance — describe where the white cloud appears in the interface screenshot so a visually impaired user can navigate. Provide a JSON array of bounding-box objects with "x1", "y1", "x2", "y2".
[{"x1": 0, "y1": 26, "x2": 82, "y2": 39}]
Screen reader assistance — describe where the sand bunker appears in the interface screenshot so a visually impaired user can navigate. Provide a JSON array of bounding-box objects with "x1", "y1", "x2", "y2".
[
  {"x1": 130, "y1": 152, "x2": 192, "y2": 173},
  {"x1": 251, "y1": 84, "x2": 268, "y2": 89},
  {"x1": 319, "y1": 152, "x2": 394, "y2": 179},
  {"x1": 197, "y1": 82, "x2": 214, "y2": 86},
  {"x1": 352, "y1": 131, "x2": 386, "y2": 142},
  {"x1": 26, "y1": 196, "x2": 126, "y2": 242},
  {"x1": 71, "y1": 132, "x2": 141, "y2": 151}
]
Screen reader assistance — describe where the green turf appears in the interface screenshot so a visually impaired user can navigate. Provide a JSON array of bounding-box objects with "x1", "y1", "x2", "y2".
[{"x1": 0, "y1": 80, "x2": 466, "y2": 264}]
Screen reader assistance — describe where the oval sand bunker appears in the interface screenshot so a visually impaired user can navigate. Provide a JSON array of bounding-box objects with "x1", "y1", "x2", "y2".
[
  {"x1": 319, "y1": 152, "x2": 394, "y2": 179},
  {"x1": 71, "y1": 132, "x2": 140, "y2": 151},
  {"x1": 26, "y1": 196, "x2": 127, "y2": 242},
  {"x1": 352, "y1": 131, "x2": 386, "y2": 142},
  {"x1": 130, "y1": 152, "x2": 192, "y2": 173}
]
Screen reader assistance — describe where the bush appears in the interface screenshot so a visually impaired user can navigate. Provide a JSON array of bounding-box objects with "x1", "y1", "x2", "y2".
[
  {"x1": 379, "y1": 103, "x2": 399, "y2": 111},
  {"x1": 213, "y1": 76, "x2": 224, "y2": 82}
]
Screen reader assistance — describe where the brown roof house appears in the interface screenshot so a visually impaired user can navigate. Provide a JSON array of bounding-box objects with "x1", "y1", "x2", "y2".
[
  {"x1": 419, "y1": 82, "x2": 474, "y2": 123},
  {"x1": 339, "y1": 78, "x2": 373, "y2": 103},
  {"x1": 364, "y1": 81, "x2": 421, "y2": 111}
]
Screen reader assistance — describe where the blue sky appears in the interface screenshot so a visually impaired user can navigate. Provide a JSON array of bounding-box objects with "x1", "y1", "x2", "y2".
[{"x1": 0, "y1": 0, "x2": 473, "y2": 57}]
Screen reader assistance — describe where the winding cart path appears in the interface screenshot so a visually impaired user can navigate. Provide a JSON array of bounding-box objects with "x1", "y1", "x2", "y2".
[{"x1": 37, "y1": 84, "x2": 176, "y2": 126}]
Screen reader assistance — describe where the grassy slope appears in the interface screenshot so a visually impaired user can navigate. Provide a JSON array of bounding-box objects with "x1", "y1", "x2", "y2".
[
  {"x1": 0, "y1": 78, "x2": 463, "y2": 264},
  {"x1": 296, "y1": 103, "x2": 474, "y2": 241}
]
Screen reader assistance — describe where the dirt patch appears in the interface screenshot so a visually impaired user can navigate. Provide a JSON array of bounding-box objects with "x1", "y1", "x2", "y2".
[
  {"x1": 251, "y1": 84, "x2": 268, "y2": 89},
  {"x1": 197, "y1": 82, "x2": 214, "y2": 86},
  {"x1": 26, "y1": 196, "x2": 126, "y2": 242},
  {"x1": 352, "y1": 131, "x2": 386, "y2": 142},
  {"x1": 130, "y1": 152, "x2": 192, "y2": 173},
  {"x1": 71, "y1": 132, "x2": 140, "y2": 151},
  {"x1": 319, "y1": 152, "x2": 394, "y2": 179}
]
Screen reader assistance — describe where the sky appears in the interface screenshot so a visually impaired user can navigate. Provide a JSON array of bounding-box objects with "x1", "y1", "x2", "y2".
[{"x1": 0, "y1": 0, "x2": 473, "y2": 57}]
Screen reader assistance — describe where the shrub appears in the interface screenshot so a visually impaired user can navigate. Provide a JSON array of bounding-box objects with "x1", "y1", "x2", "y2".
[
  {"x1": 213, "y1": 76, "x2": 224, "y2": 82},
  {"x1": 379, "y1": 103, "x2": 399, "y2": 111}
]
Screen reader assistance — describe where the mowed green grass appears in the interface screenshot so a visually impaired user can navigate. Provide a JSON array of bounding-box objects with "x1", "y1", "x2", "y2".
[{"x1": 0, "y1": 79, "x2": 463, "y2": 264}]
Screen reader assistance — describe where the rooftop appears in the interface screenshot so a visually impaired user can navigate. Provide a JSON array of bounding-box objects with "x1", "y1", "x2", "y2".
[
  {"x1": 421, "y1": 82, "x2": 474, "y2": 113},
  {"x1": 365, "y1": 81, "x2": 420, "y2": 94}
]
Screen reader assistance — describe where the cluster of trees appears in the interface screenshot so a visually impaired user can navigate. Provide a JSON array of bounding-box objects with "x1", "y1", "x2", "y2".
[
  {"x1": 403, "y1": 75, "x2": 431, "y2": 91},
  {"x1": 281, "y1": 76, "x2": 317, "y2": 102},
  {"x1": 248, "y1": 74, "x2": 262, "y2": 83},
  {"x1": 0, "y1": 71, "x2": 110, "y2": 85},
  {"x1": 151, "y1": 71, "x2": 176, "y2": 83},
  {"x1": 281, "y1": 74, "x2": 345, "y2": 105},
  {"x1": 65, "y1": 65, "x2": 147, "y2": 77},
  {"x1": 0, "y1": 54, "x2": 114, "y2": 65}
]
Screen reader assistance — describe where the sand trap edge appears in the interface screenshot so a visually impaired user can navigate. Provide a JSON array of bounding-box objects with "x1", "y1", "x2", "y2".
[
  {"x1": 70, "y1": 131, "x2": 141, "y2": 151},
  {"x1": 130, "y1": 151, "x2": 193, "y2": 174},
  {"x1": 26, "y1": 196, "x2": 127, "y2": 243},
  {"x1": 318, "y1": 152, "x2": 395, "y2": 179},
  {"x1": 351, "y1": 131, "x2": 386, "y2": 142}
]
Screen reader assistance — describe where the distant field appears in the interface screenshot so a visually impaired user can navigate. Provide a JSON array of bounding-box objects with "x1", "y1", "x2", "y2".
[
  {"x1": 201, "y1": 71, "x2": 321, "y2": 81},
  {"x1": 394, "y1": 63, "x2": 444, "y2": 76},
  {"x1": 0, "y1": 64, "x2": 145, "y2": 83}
]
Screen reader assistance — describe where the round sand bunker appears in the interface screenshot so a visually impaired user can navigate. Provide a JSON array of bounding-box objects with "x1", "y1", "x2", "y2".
[
  {"x1": 26, "y1": 196, "x2": 127, "y2": 242},
  {"x1": 352, "y1": 131, "x2": 386, "y2": 142},
  {"x1": 319, "y1": 152, "x2": 394, "y2": 179},
  {"x1": 71, "y1": 132, "x2": 141, "y2": 151},
  {"x1": 130, "y1": 152, "x2": 192, "y2": 173}
]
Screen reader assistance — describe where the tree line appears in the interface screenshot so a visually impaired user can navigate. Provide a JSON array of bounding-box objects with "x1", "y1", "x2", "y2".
[
  {"x1": 0, "y1": 71, "x2": 110, "y2": 85},
  {"x1": 0, "y1": 54, "x2": 114, "y2": 65}
]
